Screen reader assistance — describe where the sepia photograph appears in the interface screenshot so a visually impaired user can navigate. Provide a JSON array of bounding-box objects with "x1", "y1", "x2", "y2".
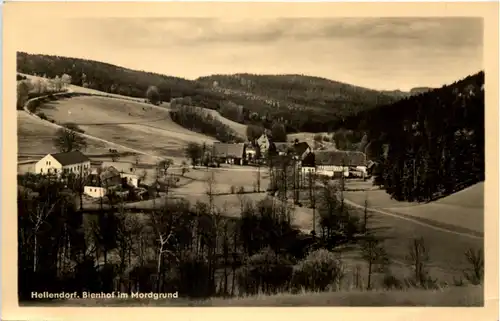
[{"x1": 3, "y1": 2, "x2": 498, "y2": 316}]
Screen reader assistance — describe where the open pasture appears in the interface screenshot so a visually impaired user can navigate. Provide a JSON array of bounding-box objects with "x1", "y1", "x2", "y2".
[
  {"x1": 17, "y1": 110, "x2": 114, "y2": 157},
  {"x1": 36, "y1": 96, "x2": 216, "y2": 162},
  {"x1": 345, "y1": 182, "x2": 484, "y2": 234},
  {"x1": 175, "y1": 167, "x2": 271, "y2": 195},
  {"x1": 196, "y1": 107, "x2": 248, "y2": 138}
]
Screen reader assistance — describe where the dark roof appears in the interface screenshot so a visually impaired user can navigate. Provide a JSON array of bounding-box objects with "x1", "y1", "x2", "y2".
[
  {"x1": 314, "y1": 150, "x2": 367, "y2": 166},
  {"x1": 293, "y1": 142, "x2": 310, "y2": 156},
  {"x1": 212, "y1": 143, "x2": 245, "y2": 158},
  {"x1": 51, "y1": 151, "x2": 90, "y2": 166},
  {"x1": 301, "y1": 152, "x2": 315, "y2": 167},
  {"x1": 100, "y1": 166, "x2": 121, "y2": 181}
]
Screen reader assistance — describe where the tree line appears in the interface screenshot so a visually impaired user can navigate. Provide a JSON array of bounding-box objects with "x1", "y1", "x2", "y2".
[
  {"x1": 170, "y1": 105, "x2": 244, "y2": 143},
  {"x1": 344, "y1": 71, "x2": 485, "y2": 202}
]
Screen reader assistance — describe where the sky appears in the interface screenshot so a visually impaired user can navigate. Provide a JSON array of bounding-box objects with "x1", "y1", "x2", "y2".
[{"x1": 15, "y1": 17, "x2": 483, "y2": 91}]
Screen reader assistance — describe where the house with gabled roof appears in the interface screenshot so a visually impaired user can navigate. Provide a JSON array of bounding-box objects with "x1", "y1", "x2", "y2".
[
  {"x1": 212, "y1": 142, "x2": 246, "y2": 165},
  {"x1": 314, "y1": 150, "x2": 367, "y2": 178},
  {"x1": 35, "y1": 151, "x2": 91, "y2": 176}
]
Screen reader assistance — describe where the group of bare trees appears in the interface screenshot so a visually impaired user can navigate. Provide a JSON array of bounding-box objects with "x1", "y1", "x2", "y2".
[{"x1": 17, "y1": 150, "x2": 484, "y2": 301}]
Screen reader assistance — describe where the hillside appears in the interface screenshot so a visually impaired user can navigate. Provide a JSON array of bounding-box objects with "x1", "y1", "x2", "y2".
[
  {"x1": 345, "y1": 71, "x2": 485, "y2": 202},
  {"x1": 197, "y1": 73, "x2": 407, "y2": 132},
  {"x1": 18, "y1": 52, "x2": 409, "y2": 134}
]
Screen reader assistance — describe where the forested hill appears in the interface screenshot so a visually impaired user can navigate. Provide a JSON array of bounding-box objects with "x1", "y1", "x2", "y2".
[
  {"x1": 17, "y1": 52, "x2": 406, "y2": 133},
  {"x1": 17, "y1": 51, "x2": 205, "y2": 101},
  {"x1": 350, "y1": 71, "x2": 484, "y2": 202},
  {"x1": 197, "y1": 73, "x2": 403, "y2": 114}
]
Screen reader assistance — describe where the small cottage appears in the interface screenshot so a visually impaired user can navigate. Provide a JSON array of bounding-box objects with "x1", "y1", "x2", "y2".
[
  {"x1": 314, "y1": 150, "x2": 367, "y2": 178},
  {"x1": 212, "y1": 143, "x2": 246, "y2": 165}
]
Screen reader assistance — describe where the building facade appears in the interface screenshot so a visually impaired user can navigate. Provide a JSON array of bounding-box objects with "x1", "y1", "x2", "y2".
[{"x1": 35, "y1": 151, "x2": 91, "y2": 176}]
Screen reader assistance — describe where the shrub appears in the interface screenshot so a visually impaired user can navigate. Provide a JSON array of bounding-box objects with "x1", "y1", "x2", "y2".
[
  {"x1": 291, "y1": 249, "x2": 344, "y2": 292},
  {"x1": 63, "y1": 122, "x2": 85, "y2": 134},
  {"x1": 463, "y1": 248, "x2": 483, "y2": 285},
  {"x1": 381, "y1": 272, "x2": 404, "y2": 290},
  {"x1": 237, "y1": 186, "x2": 245, "y2": 194},
  {"x1": 229, "y1": 185, "x2": 236, "y2": 194},
  {"x1": 236, "y1": 247, "x2": 294, "y2": 296},
  {"x1": 313, "y1": 134, "x2": 323, "y2": 142},
  {"x1": 37, "y1": 112, "x2": 48, "y2": 120}
]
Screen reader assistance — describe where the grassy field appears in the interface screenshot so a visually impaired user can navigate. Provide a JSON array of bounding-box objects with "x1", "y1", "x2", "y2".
[
  {"x1": 33, "y1": 96, "x2": 216, "y2": 162},
  {"x1": 344, "y1": 182, "x2": 484, "y2": 234},
  {"x1": 17, "y1": 110, "x2": 116, "y2": 156},
  {"x1": 30, "y1": 285, "x2": 483, "y2": 307},
  {"x1": 196, "y1": 107, "x2": 248, "y2": 138}
]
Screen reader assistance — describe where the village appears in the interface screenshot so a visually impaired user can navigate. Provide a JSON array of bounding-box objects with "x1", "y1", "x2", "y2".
[{"x1": 29, "y1": 130, "x2": 372, "y2": 208}]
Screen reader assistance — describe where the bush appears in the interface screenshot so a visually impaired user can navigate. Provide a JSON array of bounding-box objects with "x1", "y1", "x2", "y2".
[
  {"x1": 63, "y1": 122, "x2": 85, "y2": 134},
  {"x1": 237, "y1": 186, "x2": 245, "y2": 194},
  {"x1": 230, "y1": 185, "x2": 236, "y2": 194},
  {"x1": 313, "y1": 134, "x2": 323, "y2": 142},
  {"x1": 236, "y1": 248, "x2": 294, "y2": 296},
  {"x1": 291, "y1": 249, "x2": 344, "y2": 292},
  {"x1": 381, "y1": 272, "x2": 404, "y2": 290},
  {"x1": 37, "y1": 112, "x2": 48, "y2": 120}
]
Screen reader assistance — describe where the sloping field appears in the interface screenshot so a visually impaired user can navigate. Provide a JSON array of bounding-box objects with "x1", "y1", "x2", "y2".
[
  {"x1": 383, "y1": 183, "x2": 484, "y2": 234},
  {"x1": 17, "y1": 110, "x2": 113, "y2": 156},
  {"x1": 196, "y1": 107, "x2": 248, "y2": 138},
  {"x1": 36, "y1": 96, "x2": 216, "y2": 161}
]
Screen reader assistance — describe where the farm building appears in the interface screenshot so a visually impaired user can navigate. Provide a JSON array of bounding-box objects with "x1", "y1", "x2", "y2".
[
  {"x1": 300, "y1": 152, "x2": 316, "y2": 175},
  {"x1": 292, "y1": 141, "x2": 313, "y2": 160},
  {"x1": 245, "y1": 145, "x2": 258, "y2": 161},
  {"x1": 100, "y1": 166, "x2": 122, "y2": 187},
  {"x1": 84, "y1": 186, "x2": 107, "y2": 198},
  {"x1": 101, "y1": 162, "x2": 141, "y2": 187},
  {"x1": 212, "y1": 142, "x2": 246, "y2": 165},
  {"x1": 314, "y1": 150, "x2": 367, "y2": 178},
  {"x1": 34, "y1": 151, "x2": 91, "y2": 176}
]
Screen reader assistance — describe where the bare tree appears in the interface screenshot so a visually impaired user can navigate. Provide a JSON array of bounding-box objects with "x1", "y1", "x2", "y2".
[
  {"x1": 205, "y1": 171, "x2": 217, "y2": 215},
  {"x1": 360, "y1": 236, "x2": 389, "y2": 290},
  {"x1": 53, "y1": 127, "x2": 88, "y2": 153},
  {"x1": 30, "y1": 192, "x2": 61, "y2": 272},
  {"x1": 405, "y1": 237, "x2": 431, "y2": 287},
  {"x1": 307, "y1": 170, "x2": 317, "y2": 235},
  {"x1": 61, "y1": 74, "x2": 72, "y2": 89},
  {"x1": 463, "y1": 248, "x2": 484, "y2": 285}
]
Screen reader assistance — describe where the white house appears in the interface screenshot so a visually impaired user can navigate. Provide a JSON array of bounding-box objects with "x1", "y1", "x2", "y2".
[
  {"x1": 121, "y1": 173, "x2": 140, "y2": 188},
  {"x1": 84, "y1": 186, "x2": 107, "y2": 198},
  {"x1": 256, "y1": 133, "x2": 271, "y2": 156},
  {"x1": 314, "y1": 150, "x2": 367, "y2": 178},
  {"x1": 35, "y1": 151, "x2": 91, "y2": 176}
]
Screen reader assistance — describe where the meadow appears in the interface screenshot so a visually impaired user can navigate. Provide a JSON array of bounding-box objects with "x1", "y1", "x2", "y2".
[{"x1": 32, "y1": 95, "x2": 216, "y2": 162}]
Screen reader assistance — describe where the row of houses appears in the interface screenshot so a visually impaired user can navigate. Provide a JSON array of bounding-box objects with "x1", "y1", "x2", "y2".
[
  {"x1": 211, "y1": 133, "x2": 370, "y2": 178},
  {"x1": 34, "y1": 151, "x2": 141, "y2": 198}
]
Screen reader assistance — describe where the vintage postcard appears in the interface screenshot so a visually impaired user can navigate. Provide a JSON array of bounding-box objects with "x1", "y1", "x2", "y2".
[{"x1": 2, "y1": 1, "x2": 499, "y2": 321}]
